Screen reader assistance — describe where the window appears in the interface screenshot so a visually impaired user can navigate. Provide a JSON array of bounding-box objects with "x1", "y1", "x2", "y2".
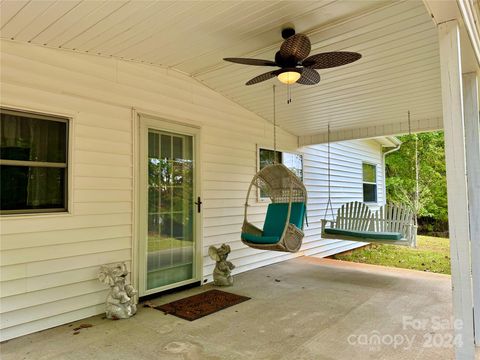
[
  {"x1": 258, "y1": 147, "x2": 303, "y2": 199},
  {"x1": 0, "y1": 109, "x2": 68, "y2": 214},
  {"x1": 362, "y1": 162, "x2": 377, "y2": 203}
]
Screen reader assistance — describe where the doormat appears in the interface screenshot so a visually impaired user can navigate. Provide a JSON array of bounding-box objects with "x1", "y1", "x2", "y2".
[{"x1": 154, "y1": 289, "x2": 250, "y2": 321}]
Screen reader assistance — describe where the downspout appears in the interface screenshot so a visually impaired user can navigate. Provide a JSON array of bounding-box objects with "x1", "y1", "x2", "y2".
[{"x1": 382, "y1": 142, "x2": 402, "y2": 206}]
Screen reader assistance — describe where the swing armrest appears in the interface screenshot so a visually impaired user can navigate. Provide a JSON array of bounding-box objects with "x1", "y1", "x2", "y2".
[{"x1": 321, "y1": 219, "x2": 336, "y2": 231}]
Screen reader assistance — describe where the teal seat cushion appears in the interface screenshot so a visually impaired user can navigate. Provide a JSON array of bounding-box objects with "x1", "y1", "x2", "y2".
[
  {"x1": 241, "y1": 232, "x2": 280, "y2": 244},
  {"x1": 241, "y1": 202, "x2": 306, "y2": 245},
  {"x1": 324, "y1": 228, "x2": 403, "y2": 241},
  {"x1": 263, "y1": 202, "x2": 306, "y2": 238}
]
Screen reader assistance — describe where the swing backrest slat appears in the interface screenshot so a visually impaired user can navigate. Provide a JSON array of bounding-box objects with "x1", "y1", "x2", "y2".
[
  {"x1": 373, "y1": 203, "x2": 415, "y2": 238},
  {"x1": 335, "y1": 201, "x2": 372, "y2": 231}
]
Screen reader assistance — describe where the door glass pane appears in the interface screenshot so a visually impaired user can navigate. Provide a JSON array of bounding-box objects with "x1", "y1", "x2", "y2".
[
  {"x1": 173, "y1": 136, "x2": 183, "y2": 160},
  {"x1": 147, "y1": 130, "x2": 194, "y2": 290},
  {"x1": 161, "y1": 134, "x2": 171, "y2": 159}
]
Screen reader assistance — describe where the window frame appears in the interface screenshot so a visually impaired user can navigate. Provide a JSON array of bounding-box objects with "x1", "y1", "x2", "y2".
[
  {"x1": 362, "y1": 161, "x2": 378, "y2": 204},
  {"x1": 256, "y1": 145, "x2": 303, "y2": 202},
  {"x1": 0, "y1": 107, "x2": 71, "y2": 216}
]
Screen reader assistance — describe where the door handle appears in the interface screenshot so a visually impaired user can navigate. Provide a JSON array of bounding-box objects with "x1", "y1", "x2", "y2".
[{"x1": 194, "y1": 197, "x2": 202, "y2": 213}]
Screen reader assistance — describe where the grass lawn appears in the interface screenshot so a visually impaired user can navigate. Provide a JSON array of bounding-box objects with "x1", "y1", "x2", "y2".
[{"x1": 331, "y1": 235, "x2": 451, "y2": 274}]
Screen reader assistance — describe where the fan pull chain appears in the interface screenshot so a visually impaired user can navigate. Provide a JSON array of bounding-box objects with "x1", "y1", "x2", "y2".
[{"x1": 287, "y1": 84, "x2": 292, "y2": 104}]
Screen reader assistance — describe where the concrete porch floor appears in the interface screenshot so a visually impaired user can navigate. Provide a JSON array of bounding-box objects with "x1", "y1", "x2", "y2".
[{"x1": 1, "y1": 257, "x2": 456, "y2": 360}]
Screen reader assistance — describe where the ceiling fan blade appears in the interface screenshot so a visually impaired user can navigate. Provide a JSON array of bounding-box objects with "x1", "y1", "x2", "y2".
[
  {"x1": 223, "y1": 58, "x2": 277, "y2": 66},
  {"x1": 279, "y1": 33, "x2": 311, "y2": 62},
  {"x1": 302, "y1": 51, "x2": 362, "y2": 69},
  {"x1": 245, "y1": 70, "x2": 280, "y2": 85},
  {"x1": 297, "y1": 68, "x2": 320, "y2": 85}
]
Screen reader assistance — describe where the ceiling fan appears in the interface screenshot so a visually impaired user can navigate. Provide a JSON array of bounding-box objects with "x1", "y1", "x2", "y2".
[{"x1": 224, "y1": 28, "x2": 361, "y2": 86}]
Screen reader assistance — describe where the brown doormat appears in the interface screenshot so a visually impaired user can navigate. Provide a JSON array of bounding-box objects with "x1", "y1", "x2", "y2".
[{"x1": 154, "y1": 289, "x2": 250, "y2": 321}]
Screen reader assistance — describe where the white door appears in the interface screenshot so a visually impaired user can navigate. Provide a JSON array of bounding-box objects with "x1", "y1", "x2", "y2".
[{"x1": 138, "y1": 116, "x2": 201, "y2": 296}]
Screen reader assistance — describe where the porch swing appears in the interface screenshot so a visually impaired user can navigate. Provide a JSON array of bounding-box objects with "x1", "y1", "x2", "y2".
[
  {"x1": 241, "y1": 86, "x2": 307, "y2": 253},
  {"x1": 320, "y1": 120, "x2": 417, "y2": 247}
]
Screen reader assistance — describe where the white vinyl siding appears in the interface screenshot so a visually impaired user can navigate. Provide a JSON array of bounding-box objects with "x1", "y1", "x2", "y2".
[
  {"x1": 0, "y1": 40, "x2": 298, "y2": 341},
  {"x1": 300, "y1": 139, "x2": 385, "y2": 257}
]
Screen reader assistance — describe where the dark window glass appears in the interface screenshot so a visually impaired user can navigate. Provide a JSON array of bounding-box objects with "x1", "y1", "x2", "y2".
[
  {"x1": 1, "y1": 113, "x2": 67, "y2": 163},
  {"x1": 0, "y1": 109, "x2": 68, "y2": 214},
  {"x1": 363, "y1": 183, "x2": 377, "y2": 203},
  {"x1": 1, "y1": 166, "x2": 65, "y2": 210},
  {"x1": 259, "y1": 148, "x2": 282, "y2": 169}
]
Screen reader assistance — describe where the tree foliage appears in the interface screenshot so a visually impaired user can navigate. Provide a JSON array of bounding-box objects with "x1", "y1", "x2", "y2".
[{"x1": 385, "y1": 131, "x2": 448, "y2": 224}]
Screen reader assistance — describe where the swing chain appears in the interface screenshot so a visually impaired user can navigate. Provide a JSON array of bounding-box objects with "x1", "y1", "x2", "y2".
[
  {"x1": 273, "y1": 85, "x2": 278, "y2": 164},
  {"x1": 408, "y1": 110, "x2": 411, "y2": 136},
  {"x1": 324, "y1": 124, "x2": 335, "y2": 220}
]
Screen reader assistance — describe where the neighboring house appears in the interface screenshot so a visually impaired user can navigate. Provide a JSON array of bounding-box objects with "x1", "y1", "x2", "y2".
[{"x1": 0, "y1": 41, "x2": 400, "y2": 341}]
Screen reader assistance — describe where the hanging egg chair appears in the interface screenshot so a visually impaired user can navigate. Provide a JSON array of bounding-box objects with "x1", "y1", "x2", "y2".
[{"x1": 241, "y1": 163, "x2": 307, "y2": 253}]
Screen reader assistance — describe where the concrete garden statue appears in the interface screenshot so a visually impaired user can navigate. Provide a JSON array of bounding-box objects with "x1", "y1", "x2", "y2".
[
  {"x1": 208, "y1": 244, "x2": 235, "y2": 286},
  {"x1": 98, "y1": 262, "x2": 137, "y2": 319}
]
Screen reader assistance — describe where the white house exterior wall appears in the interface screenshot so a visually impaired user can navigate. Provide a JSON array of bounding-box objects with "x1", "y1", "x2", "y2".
[
  {"x1": 0, "y1": 40, "x2": 386, "y2": 341},
  {"x1": 301, "y1": 140, "x2": 386, "y2": 257}
]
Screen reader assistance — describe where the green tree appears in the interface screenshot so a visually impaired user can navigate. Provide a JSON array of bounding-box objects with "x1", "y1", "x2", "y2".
[{"x1": 385, "y1": 131, "x2": 448, "y2": 226}]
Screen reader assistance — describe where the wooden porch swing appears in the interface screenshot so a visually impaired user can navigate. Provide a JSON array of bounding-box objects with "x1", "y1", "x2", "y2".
[
  {"x1": 321, "y1": 201, "x2": 417, "y2": 246},
  {"x1": 320, "y1": 121, "x2": 417, "y2": 247}
]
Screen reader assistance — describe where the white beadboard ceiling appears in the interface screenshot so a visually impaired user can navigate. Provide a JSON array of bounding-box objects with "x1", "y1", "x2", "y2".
[{"x1": 0, "y1": 0, "x2": 442, "y2": 139}]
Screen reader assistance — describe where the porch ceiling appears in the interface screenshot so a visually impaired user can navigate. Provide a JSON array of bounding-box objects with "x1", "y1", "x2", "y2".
[{"x1": 0, "y1": 0, "x2": 442, "y2": 139}]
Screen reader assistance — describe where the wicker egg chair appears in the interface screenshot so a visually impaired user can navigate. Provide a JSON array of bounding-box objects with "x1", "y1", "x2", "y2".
[{"x1": 241, "y1": 163, "x2": 307, "y2": 253}]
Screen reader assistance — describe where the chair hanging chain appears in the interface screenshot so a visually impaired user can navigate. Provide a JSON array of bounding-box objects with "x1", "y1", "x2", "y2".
[
  {"x1": 324, "y1": 123, "x2": 335, "y2": 220},
  {"x1": 273, "y1": 85, "x2": 278, "y2": 164},
  {"x1": 327, "y1": 124, "x2": 331, "y2": 198}
]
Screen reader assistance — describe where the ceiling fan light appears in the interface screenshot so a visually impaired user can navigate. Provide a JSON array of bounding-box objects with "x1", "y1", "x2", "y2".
[{"x1": 277, "y1": 71, "x2": 301, "y2": 84}]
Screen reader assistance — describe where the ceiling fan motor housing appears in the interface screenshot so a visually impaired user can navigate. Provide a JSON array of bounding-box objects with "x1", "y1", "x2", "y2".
[
  {"x1": 281, "y1": 27, "x2": 296, "y2": 39},
  {"x1": 274, "y1": 51, "x2": 298, "y2": 68}
]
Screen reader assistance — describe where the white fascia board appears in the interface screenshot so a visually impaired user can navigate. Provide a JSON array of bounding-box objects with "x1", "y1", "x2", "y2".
[{"x1": 374, "y1": 136, "x2": 402, "y2": 148}]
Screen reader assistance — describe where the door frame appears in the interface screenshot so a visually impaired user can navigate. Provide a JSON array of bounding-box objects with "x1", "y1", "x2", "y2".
[{"x1": 135, "y1": 112, "x2": 202, "y2": 297}]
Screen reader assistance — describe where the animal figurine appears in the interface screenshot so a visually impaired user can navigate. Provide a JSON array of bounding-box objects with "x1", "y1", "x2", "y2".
[
  {"x1": 98, "y1": 262, "x2": 137, "y2": 319},
  {"x1": 208, "y1": 244, "x2": 235, "y2": 286}
]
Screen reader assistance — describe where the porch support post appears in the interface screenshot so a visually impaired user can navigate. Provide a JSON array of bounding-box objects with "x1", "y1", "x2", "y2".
[
  {"x1": 463, "y1": 72, "x2": 480, "y2": 346},
  {"x1": 438, "y1": 20, "x2": 476, "y2": 358}
]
